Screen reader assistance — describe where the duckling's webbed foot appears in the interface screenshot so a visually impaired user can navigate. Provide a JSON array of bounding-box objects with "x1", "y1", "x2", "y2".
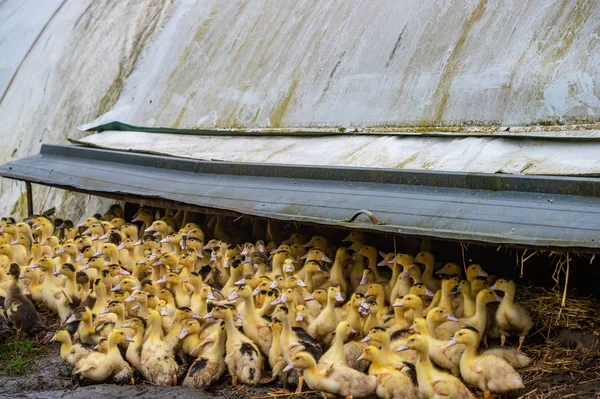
[
  {"x1": 517, "y1": 335, "x2": 525, "y2": 351},
  {"x1": 500, "y1": 333, "x2": 506, "y2": 346},
  {"x1": 232, "y1": 375, "x2": 238, "y2": 385},
  {"x1": 484, "y1": 389, "x2": 491, "y2": 399},
  {"x1": 172, "y1": 375, "x2": 178, "y2": 386},
  {"x1": 295, "y1": 375, "x2": 304, "y2": 393}
]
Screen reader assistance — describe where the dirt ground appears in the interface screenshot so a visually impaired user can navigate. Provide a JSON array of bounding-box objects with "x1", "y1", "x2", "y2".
[
  {"x1": 2, "y1": 331, "x2": 598, "y2": 399},
  {"x1": 1, "y1": 288, "x2": 599, "y2": 399}
]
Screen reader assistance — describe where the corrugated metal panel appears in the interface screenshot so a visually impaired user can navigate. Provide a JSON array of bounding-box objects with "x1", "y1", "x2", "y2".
[
  {"x1": 76, "y1": 131, "x2": 600, "y2": 176},
  {"x1": 1, "y1": 144, "x2": 600, "y2": 251}
]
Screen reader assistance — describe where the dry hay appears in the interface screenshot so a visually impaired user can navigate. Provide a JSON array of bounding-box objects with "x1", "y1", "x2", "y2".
[
  {"x1": 251, "y1": 388, "x2": 319, "y2": 399},
  {"x1": 513, "y1": 287, "x2": 600, "y2": 399}
]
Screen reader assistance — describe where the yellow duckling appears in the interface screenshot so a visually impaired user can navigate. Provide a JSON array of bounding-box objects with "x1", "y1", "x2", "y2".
[
  {"x1": 385, "y1": 295, "x2": 412, "y2": 336},
  {"x1": 125, "y1": 290, "x2": 150, "y2": 319},
  {"x1": 178, "y1": 318, "x2": 203, "y2": 356},
  {"x1": 323, "y1": 247, "x2": 351, "y2": 296},
  {"x1": 413, "y1": 316, "x2": 464, "y2": 376},
  {"x1": 182, "y1": 320, "x2": 227, "y2": 389},
  {"x1": 393, "y1": 294, "x2": 424, "y2": 324},
  {"x1": 439, "y1": 277, "x2": 459, "y2": 315},
  {"x1": 30, "y1": 256, "x2": 71, "y2": 322},
  {"x1": 271, "y1": 304, "x2": 322, "y2": 389},
  {"x1": 140, "y1": 309, "x2": 178, "y2": 385},
  {"x1": 415, "y1": 251, "x2": 442, "y2": 293},
  {"x1": 466, "y1": 264, "x2": 494, "y2": 286},
  {"x1": 455, "y1": 280, "x2": 476, "y2": 318},
  {"x1": 358, "y1": 245, "x2": 385, "y2": 283},
  {"x1": 304, "y1": 235, "x2": 329, "y2": 252},
  {"x1": 116, "y1": 238, "x2": 137, "y2": 271},
  {"x1": 227, "y1": 283, "x2": 272, "y2": 355},
  {"x1": 348, "y1": 250, "x2": 368, "y2": 292},
  {"x1": 50, "y1": 329, "x2": 92, "y2": 367},
  {"x1": 366, "y1": 283, "x2": 388, "y2": 319},
  {"x1": 121, "y1": 317, "x2": 145, "y2": 372},
  {"x1": 362, "y1": 326, "x2": 416, "y2": 364},
  {"x1": 388, "y1": 253, "x2": 416, "y2": 302},
  {"x1": 20, "y1": 267, "x2": 43, "y2": 303},
  {"x1": 67, "y1": 306, "x2": 112, "y2": 345},
  {"x1": 397, "y1": 334, "x2": 475, "y2": 399},
  {"x1": 308, "y1": 286, "x2": 345, "y2": 346},
  {"x1": 204, "y1": 304, "x2": 263, "y2": 385},
  {"x1": 0, "y1": 242, "x2": 27, "y2": 267},
  {"x1": 284, "y1": 352, "x2": 377, "y2": 399},
  {"x1": 98, "y1": 300, "x2": 128, "y2": 329},
  {"x1": 448, "y1": 328, "x2": 523, "y2": 399},
  {"x1": 436, "y1": 262, "x2": 463, "y2": 278},
  {"x1": 54, "y1": 263, "x2": 83, "y2": 310},
  {"x1": 75, "y1": 329, "x2": 133, "y2": 384},
  {"x1": 269, "y1": 319, "x2": 291, "y2": 384},
  {"x1": 491, "y1": 279, "x2": 533, "y2": 350},
  {"x1": 470, "y1": 278, "x2": 488, "y2": 301},
  {"x1": 459, "y1": 289, "x2": 501, "y2": 338},
  {"x1": 320, "y1": 321, "x2": 365, "y2": 370},
  {"x1": 189, "y1": 274, "x2": 214, "y2": 316},
  {"x1": 156, "y1": 272, "x2": 190, "y2": 307},
  {"x1": 341, "y1": 231, "x2": 365, "y2": 251},
  {"x1": 90, "y1": 278, "x2": 110, "y2": 315},
  {"x1": 360, "y1": 345, "x2": 418, "y2": 399}
]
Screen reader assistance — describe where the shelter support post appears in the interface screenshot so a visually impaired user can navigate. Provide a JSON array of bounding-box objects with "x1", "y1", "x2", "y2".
[{"x1": 25, "y1": 181, "x2": 33, "y2": 217}]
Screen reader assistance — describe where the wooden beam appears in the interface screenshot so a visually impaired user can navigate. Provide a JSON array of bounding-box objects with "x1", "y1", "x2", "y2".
[{"x1": 25, "y1": 181, "x2": 33, "y2": 216}]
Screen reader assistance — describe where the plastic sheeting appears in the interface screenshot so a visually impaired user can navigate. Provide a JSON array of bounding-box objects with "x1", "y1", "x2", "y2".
[
  {"x1": 0, "y1": 0, "x2": 172, "y2": 219},
  {"x1": 82, "y1": 0, "x2": 600, "y2": 130},
  {"x1": 77, "y1": 131, "x2": 600, "y2": 176}
]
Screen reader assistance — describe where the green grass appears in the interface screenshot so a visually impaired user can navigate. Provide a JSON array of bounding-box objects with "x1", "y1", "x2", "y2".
[{"x1": 0, "y1": 339, "x2": 41, "y2": 376}]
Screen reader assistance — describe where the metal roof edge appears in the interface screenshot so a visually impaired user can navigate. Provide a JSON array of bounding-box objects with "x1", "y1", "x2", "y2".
[
  {"x1": 1, "y1": 144, "x2": 599, "y2": 251},
  {"x1": 38, "y1": 144, "x2": 600, "y2": 198}
]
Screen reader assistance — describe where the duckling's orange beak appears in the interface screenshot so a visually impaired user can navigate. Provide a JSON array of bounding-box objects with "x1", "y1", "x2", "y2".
[{"x1": 446, "y1": 337, "x2": 458, "y2": 348}]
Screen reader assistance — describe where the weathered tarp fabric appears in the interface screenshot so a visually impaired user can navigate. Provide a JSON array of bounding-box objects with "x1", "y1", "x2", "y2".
[
  {"x1": 78, "y1": 130, "x2": 600, "y2": 176},
  {"x1": 82, "y1": 0, "x2": 600, "y2": 129}
]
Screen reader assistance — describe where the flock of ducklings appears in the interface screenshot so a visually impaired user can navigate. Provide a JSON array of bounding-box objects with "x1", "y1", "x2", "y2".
[{"x1": 0, "y1": 204, "x2": 536, "y2": 399}]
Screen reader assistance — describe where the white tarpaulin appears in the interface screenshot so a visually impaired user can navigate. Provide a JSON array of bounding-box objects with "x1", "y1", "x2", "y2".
[
  {"x1": 77, "y1": 131, "x2": 600, "y2": 176},
  {"x1": 82, "y1": 0, "x2": 600, "y2": 130}
]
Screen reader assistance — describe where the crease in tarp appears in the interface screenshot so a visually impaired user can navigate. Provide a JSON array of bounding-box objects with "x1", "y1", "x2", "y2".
[{"x1": 83, "y1": 121, "x2": 600, "y2": 140}]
